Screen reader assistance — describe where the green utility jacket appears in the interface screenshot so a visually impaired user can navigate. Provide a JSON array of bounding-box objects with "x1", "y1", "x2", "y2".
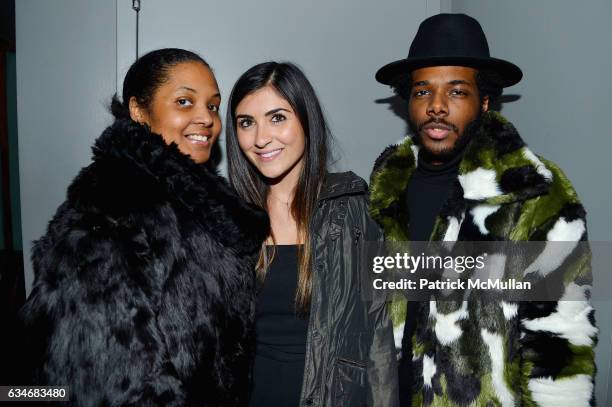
[
  {"x1": 299, "y1": 172, "x2": 399, "y2": 407},
  {"x1": 369, "y1": 112, "x2": 597, "y2": 406}
]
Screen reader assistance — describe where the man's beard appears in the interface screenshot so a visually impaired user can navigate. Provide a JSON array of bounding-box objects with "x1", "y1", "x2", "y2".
[{"x1": 409, "y1": 112, "x2": 483, "y2": 164}]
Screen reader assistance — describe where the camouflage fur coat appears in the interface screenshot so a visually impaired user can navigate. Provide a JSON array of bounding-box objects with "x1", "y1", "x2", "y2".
[{"x1": 369, "y1": 111, "x2": 597, "y2": 406}]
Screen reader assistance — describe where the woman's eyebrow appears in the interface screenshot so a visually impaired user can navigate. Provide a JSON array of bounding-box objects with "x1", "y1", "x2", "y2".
[
  {"x1": 264, "y1": 107, "x2": 291, "y2": 116},
  {"x1": 177, "y1": 86, "x2": 197, "y2": 92}
]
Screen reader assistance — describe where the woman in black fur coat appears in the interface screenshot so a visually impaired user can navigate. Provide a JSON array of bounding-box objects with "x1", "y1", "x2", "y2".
[{"x1": 20, "y1": 49, "x2": 269, "y2": 406}]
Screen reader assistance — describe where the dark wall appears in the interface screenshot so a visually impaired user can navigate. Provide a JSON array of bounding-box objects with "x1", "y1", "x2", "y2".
[{"x1": 0, "y1": 0, "x2": 15, "y2": 48}]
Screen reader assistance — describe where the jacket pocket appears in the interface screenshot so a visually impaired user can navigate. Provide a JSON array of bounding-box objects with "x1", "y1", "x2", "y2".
[{"x1": 331, "y1": 357, "x2": 368, "y2": 406}]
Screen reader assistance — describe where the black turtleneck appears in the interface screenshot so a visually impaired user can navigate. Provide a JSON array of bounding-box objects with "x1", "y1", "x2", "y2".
[
  {"x1": 405, "y1": 152, "x2": 462, "y2": 241},
  {"x1": 399, "y1": 151, "x2": 462, "y2": 407}
]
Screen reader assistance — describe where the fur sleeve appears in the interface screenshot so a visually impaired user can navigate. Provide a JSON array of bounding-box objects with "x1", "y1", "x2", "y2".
[
  {"x1": 517, "y1": 164, "x2": 597, "y2": 406},
  {"x1": 21, "y1": 202, "x2": 186, "y2": 406}
]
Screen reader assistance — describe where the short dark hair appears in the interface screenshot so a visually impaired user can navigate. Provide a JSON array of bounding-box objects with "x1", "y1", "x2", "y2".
[
  {"x1": 389, "y1": 68, "x2": 504, "y2": 104},
  {"x1": 109, "y1": 48, "x2": 209, "y2": 120}
]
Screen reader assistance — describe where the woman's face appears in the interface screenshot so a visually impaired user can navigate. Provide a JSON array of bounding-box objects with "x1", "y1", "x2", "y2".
[
  {"x1": 235, "y1": 86, "x2": 306, "y2": 182},
  {"x1": 130, "y1": 61, "x2": 221, "y2": 164}
]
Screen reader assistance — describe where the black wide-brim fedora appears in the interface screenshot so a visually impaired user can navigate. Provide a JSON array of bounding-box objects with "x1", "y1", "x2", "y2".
[{"x1": 376, "y1": 13, "x2": 522, "y2": 87}]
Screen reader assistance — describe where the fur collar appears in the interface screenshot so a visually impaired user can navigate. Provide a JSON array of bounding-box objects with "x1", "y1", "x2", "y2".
[
  {"x1": 67, "y1": 119, "x2": 269, "y2": 254},
  {"x1": 370, "y1": 111, "x2": 553, "y2": 240}
]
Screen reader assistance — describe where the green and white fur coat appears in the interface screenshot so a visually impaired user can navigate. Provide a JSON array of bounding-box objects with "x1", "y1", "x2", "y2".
[{"x1": 369, "y1": 111, "x2": 597, "y2": 406}]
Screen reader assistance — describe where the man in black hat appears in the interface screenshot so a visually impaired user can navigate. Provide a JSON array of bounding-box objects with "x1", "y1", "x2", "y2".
[{"x1": 369, "y1": 13, "x2": 596, "y2": 406}]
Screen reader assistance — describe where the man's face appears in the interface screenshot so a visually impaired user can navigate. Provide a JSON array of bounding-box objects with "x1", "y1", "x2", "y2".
[{"x1": 408, "y1": 66, "x2": 488, "y2": 163}]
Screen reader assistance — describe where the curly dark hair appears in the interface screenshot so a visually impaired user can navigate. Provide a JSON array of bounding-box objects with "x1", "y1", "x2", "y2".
[{"x1": 390, "y1": 68, "x2": 504, "y2": 105}]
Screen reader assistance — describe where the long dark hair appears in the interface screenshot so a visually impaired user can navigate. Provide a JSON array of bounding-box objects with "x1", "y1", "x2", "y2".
[
  {"x1": 226, "y1": 62, "x2": 329, "y2": 312},
  {"x1": 109, "y1": 48, "x2": 209, "y2": 119}
]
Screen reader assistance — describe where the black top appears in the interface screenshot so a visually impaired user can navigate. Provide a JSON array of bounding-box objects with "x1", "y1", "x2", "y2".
[
  {"x1": 400, "y1": 153, "x2": 461, "y2": 407},
  {"x1": 250, "y1": 245, "x2": 308, "y2": 407},
  {"x1": 405, "y1": 153, "x2": 461, "y2": 241}
]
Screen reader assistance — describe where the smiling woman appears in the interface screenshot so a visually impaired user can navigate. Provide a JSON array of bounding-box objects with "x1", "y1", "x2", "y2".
[
  {"x1": 20, "y1": 48, "x2": 269, "y2": 405},
  {"x1": 235, "y1": 86, "x2": 306, "y2": 183},
  {"x1": 127, "y1": 61, "x2": 222, "y2": 163},
  {"x1": 226, "y1": 62, "x2": 398, "y2": 406}
]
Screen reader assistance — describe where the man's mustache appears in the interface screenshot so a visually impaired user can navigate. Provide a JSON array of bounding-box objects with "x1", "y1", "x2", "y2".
[{"x1": 417, "y1": 119, "x2": 459, "y2": 133}]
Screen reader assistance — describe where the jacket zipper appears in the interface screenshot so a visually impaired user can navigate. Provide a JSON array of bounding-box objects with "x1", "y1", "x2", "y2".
[
  {"x1": 336, "y1": 356, "x2": 367, "y2": 369},
  {"x1": 299, "y1": 200, "x2": 325, "y2": 406},
  {"x1": 354, "y1": 226, "x2": 362, "y2": 295}
]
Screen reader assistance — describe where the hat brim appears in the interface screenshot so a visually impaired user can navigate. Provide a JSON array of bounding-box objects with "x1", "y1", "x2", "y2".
[{"x1": 375, "y1": 56, "x2": 523, "y2": 88}]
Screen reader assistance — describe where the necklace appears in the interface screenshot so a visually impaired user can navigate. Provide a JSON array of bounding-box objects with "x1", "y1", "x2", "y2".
[{"x1": 268, "y1": 193, "x2": 291, "y2": 208}]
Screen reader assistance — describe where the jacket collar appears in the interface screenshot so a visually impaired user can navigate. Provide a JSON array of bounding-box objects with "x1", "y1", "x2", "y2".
[
  {"x1": 69, "y1": 119, "x2": 269, "y2": 255},
  {"x1": 318, "y1": 171, "x2": 368, "y2": 201},
  {"x1": 369, "y1": 111, "x2": 553, "y2": 239}
]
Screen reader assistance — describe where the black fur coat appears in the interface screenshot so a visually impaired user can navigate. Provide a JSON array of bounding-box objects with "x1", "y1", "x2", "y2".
[{"x1": 20, "y1": 119, "x2": 269, "y2": 406}]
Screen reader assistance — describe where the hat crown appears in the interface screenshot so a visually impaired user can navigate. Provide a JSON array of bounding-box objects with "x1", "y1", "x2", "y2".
[
  {"x1": 374, "y1": 13, "x2": 522, "y2": 87},
  {"x1": 409, "y1": 13, "x2": 490, "y2": 59}
]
